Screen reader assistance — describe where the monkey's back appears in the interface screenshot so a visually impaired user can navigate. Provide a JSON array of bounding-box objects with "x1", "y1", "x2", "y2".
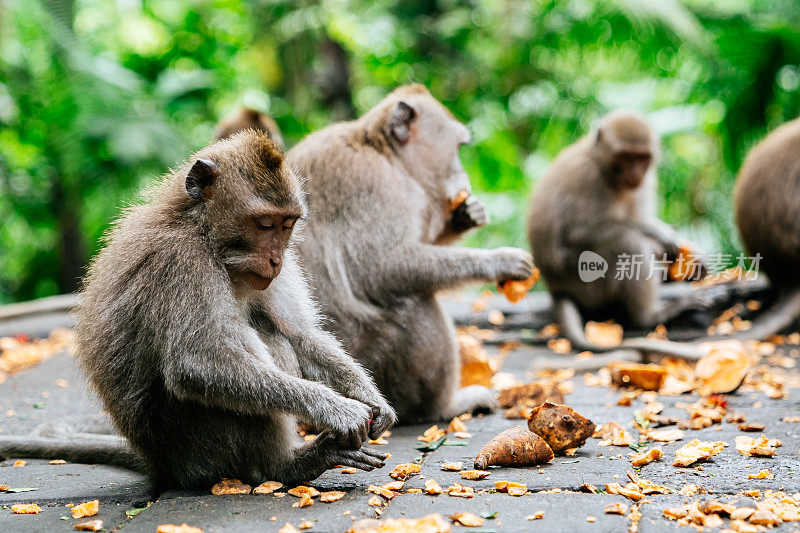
[
  {"x1": 735, "y1": 118, "x2": 800, "y2": 287},
  {"x1": 289, "y1": 123, "x2": 460, "y2": 421}
]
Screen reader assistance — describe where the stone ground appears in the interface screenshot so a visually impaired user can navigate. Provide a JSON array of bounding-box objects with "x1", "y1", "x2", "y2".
[{"x1": 0, "y1": 289, "x2": 799, "y2": 532}]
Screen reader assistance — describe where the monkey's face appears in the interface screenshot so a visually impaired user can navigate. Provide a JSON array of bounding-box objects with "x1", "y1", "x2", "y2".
[
  {"x1": 184, "y1": 143, "x2": 304, "y2": 291},
  {"x1": 611, "y1": 150, "x2": 652, "y2": 189},
  {"x1": 234, "y1": 210, "x2": 300, "y2": 290}
]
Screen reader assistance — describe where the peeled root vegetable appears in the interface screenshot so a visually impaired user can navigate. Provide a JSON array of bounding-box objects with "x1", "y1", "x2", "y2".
[
  {"x1": 497, "y1": 268, "x2": 541, "y2": 304},
  {"x1": 694, "y1": 342, "x2": 750, "y2": 394},
  {"x1": 474, "y1": 425, "x2": 554, "y2": 469},
  {"x1": 448, "y1": 190, "x2": 470, "y2": 212},
  {"x1": 668, "y1": 244, "x2": 703, "y2": 281},
  {"x1": 609, "y1": 363, "x2": 667, "y2": 391},
  {"x1": 527, "y1": 401, "x2": 595, "y2": 454}
]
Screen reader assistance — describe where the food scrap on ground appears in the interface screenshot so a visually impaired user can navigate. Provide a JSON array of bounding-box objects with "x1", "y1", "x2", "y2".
[{"x1": 474, "y1": 425, "x2": 554, "y2": 468}]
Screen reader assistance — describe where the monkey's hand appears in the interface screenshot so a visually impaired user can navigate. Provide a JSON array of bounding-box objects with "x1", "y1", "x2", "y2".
[
  {"x1": 320, "y1": 396, "x2": 374, "y2": 450},
  {"x1": 451, "y1": 194, "x2": 488, "y2": 233},
  {"x1": 367, "y1": 398, "x2": 397, "y2": 440},
  {"x1": 491, "y1": 247, "x2": 535, "y2": 283},
  {"x1": 343, "y1": 386, "x2": 396, "y2": 439}
]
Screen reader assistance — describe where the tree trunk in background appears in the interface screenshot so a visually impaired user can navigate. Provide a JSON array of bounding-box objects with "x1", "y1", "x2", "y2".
[
  {"x1": 51, "y1": 179, "x2": 86, "y2": 293},
  {"x1": 318, "y1": 36, "x2": 355, "y2": 121},
  {"x1": 48, "y1": 0, "x2": 87, "y2": 294}
]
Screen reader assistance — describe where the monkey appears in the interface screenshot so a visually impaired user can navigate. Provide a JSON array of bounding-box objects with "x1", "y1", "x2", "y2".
[
  {"x1": 0, "y1": 130, "x2": 395, "y2": 490},
  {"x1": 216, "y1": 107, "x2": 285, "y2": 151},
  {"x1": 528, "y1": 110, "x2": 711, "y2": 359},
  {"x1": 287, "y1": 84, "x2": 534, "y2": 424},
  {"x1": 726, "y1": 116, "x2": 800, "y2": 340}
]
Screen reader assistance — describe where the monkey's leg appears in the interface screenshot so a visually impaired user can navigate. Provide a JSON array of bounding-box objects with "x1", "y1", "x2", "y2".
[
  {"x1": 0, "y1": 433, "x2": 143, "y2": 470},
  {"x1": 278, "y1": 431, "x2": 386, "y2": 484}
]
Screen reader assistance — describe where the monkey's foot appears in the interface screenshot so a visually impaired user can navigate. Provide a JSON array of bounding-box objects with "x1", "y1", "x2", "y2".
[
  {"x1": 446, "y1": 385, "x2": 498, "y2": 419},
  {"x1": 326, "y1": 447, "x2": 387, "y2": 472}
]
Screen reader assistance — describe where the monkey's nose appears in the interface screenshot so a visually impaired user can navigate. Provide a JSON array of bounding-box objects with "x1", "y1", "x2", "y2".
[{"x1": 270, "y1": 257, "x2": 281, "y2": 268}]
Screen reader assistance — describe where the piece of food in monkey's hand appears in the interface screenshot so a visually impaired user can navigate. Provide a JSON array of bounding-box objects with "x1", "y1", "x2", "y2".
[
  {"x1": 668, "y1": 243, "x2": 703, "y2": 281},
  {"x1": 527, "y1": 401, "x2": 595, "y2": 454},
  {"x1": 609, "y1": 362, "x2": 667, "y2": 391},
  {"x1": 497, "y1": 267, "x2": 541, "y2": 304},
  {"x1": 448, "y1": 190, "x2": 470, "y2": 212},
  {"x1": 474, "y1": 425, "x2": 554, "y2": 469},
  {"x1": 693, "y1": 342, "x2": 750, "y2": 395}
]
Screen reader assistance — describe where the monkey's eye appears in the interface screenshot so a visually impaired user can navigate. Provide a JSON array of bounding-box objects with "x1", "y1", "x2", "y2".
[
  {"x1": 255, "y1": 217, "x2": 274, "y2": 230},
  {"x1": 283, "y1": 218, "x2": 297, "y2": 229}
]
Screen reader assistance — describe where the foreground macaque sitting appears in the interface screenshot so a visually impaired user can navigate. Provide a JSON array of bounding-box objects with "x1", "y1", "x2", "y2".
[
  {"x1": 0, "y1": 131, "x2": 394, "y2": 489},
  {"x1": 289, "y1": 84, "x2": 535, "y2": 423}
]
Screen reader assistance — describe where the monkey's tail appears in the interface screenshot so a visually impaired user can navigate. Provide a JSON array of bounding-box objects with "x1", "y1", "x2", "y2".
[
  {"x1": 710, "y1": 286, "x2": 800, "y2": 342},
  {"x1": 0, "y1": 434, "x2": 145, "y2": 472},
  {"x1": 554, "y1": 297, "x2": 703, "y2": 361}
]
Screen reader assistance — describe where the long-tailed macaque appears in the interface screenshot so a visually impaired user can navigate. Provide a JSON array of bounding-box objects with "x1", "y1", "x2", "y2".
[
  {"x1": 731, "y1": 117, "x2": 800, "y2": 340},
  {"x1": 0, "y1": 131, "x2": 394, "y2": 489},
  {"x1": 528, "y1": 110, "x2": 708, "y2": 359},
  {"x1": 289, "y1": 84, "x2": 534, "y2": 423}
]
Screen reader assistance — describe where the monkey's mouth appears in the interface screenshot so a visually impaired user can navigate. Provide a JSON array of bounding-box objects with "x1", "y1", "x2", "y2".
[{"x1": 243, "y1": 271, "x2": 275, "y2": 291}]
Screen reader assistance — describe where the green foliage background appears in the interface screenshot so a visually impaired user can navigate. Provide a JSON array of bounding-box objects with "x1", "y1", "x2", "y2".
[{"x1": 1, "y1": 0, "x2": 799, "y2": 303}]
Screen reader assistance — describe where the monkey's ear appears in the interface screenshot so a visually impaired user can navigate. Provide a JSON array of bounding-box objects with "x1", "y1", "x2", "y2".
[
  {"x1": 186, "y1": 159, "x2": 217, "y2": 200},
  {"x1": 390, "y1": 101, "x2": 417, "y2": 144}
]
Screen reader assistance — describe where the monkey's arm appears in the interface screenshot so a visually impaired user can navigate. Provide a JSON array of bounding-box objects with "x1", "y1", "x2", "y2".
[
  {"x1": 158, "y1": 282, "x2": 374, "y2": 448},
  {"x1": 261, "y1": 261, "x2": 397, "y2": 438},
  {"x1": 368, "y1": 244, "x2": 532, "y2": 296}
]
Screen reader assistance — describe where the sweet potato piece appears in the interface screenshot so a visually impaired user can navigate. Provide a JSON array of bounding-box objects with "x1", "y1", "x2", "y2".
[
  {"x1": 609, "y1": 363, "x2": 667, "y2": 391},
  {"x1": 72, "y1": 500, "x2": 99, "y2": 519},
  {"x1": 74, "y1": 520, "x2": 103, "y2": 532},
  {"x1": 474, "y1": 425, "x2": 554, "y2": 469},
  {"x1": 11, "y1": 503, "x2": 41, "y2": 514},
  {"x1": 389, "y1": 463, "x2": 421, "y2": 480},
  {"x1": 673, "y1": 439, "x2": 724, "y2": 466},
  {"x1": 497, "y1": 382, "x2": 563, "y2": 409},
  {"x1": 668, "y1": 244, "x2": 702, "y2": 281},
  {"x1": 527, "y1": 401, "x2": 594, "y2": 453},
  {"x1": 448, "y1": 190, "x2": 470, "y2": 212},
  {"x1": 497, "y1": 268, "x2": 541, "y2": 304},
  {"x1": 211, "y1": 478, "x2": 251, "y2": 495},
  {"x1": 253, "y1": 481, "x2": 283, "y2": 494},
  {"x1": 458, "y1": 333, "x2": 494, "y2": 388},
  {"x1": 585, "y1": 321, "x2": 623, "y2": 347},
  {"x1": 450, "y1": 512, "x2": 484, "y2": 527},
  {"x1": 694, "y1": 343, "x2": 750, "y2": 394}
]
